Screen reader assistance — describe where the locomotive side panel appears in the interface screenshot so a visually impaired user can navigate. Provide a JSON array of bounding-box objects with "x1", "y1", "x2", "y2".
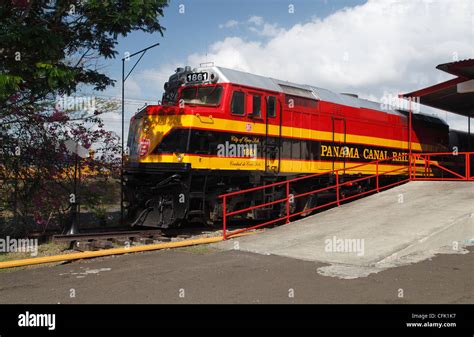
[{"x1": 124, "y1": 66, "x2": 450, "y2": 229}]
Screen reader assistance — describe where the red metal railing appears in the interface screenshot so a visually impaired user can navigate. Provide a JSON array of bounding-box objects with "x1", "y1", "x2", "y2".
[
  {"x1": 220, "y1": 154, "x2": 410, "y2": 239},
  {"x1": 410, "y1": 152, "x2": 473, "y2": 181},
  {"x1": 220, "y1": 152, "x2": 474, "y2": 239}
]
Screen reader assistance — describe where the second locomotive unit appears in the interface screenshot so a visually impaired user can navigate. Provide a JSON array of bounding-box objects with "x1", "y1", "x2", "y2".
[{"x1": 124, "y1": 65, "x2": 455, "y2": 228}]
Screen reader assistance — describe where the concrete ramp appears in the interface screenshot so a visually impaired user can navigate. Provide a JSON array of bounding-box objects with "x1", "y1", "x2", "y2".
[{"x1": 215, "y1": 181, "x2": 474, "y2": 279}]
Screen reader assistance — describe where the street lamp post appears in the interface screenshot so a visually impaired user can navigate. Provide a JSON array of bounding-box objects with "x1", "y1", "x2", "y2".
[
  {"x1": 408, "y1": 98, "x2": 413, "y2": 180},
  {"x1": 121, "y1": 42, "x2": 160, "y2": 225}
]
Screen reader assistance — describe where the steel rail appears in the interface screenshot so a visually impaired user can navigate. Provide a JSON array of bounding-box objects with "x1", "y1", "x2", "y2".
[{"x1": 0, "y1": 232, "x2": 255, "y2": 270}]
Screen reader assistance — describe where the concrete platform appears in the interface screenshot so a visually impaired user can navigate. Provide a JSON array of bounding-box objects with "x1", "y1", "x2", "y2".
[{"x1": 215, "y1": 181, "x2": 474, "y2": 279}]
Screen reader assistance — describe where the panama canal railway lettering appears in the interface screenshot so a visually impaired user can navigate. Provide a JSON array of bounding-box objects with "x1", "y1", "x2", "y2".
[{"x1": 320, "y1": 144, "x2": 409, "y2": 162}]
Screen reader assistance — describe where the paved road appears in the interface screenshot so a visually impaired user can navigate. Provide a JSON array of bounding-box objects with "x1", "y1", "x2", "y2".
[
  {"x1": 216, "y1": 182, "x2": 474, "y2": 278},
  {"x1": 0, "y1": 246, "x2": 472, "y2": 304}
]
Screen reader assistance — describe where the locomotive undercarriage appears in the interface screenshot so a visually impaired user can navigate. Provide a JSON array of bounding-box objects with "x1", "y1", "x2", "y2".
[
  {"x1": 125, "y1": 169, "x2": 282, "y2": 229},
  {"x1": 124, "y1": 167, "x2": 385, "y2": 229}
]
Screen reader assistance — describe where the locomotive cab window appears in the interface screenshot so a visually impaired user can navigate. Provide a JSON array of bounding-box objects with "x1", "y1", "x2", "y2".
[
  {"x1": 231, "y1": 91, "x2": 245, "y2": 115},
  {"x1": 180, "y1": 85, "x2": 222, "y2": 106},
  {"x1": 267, "y1": 96, "x2": 276, "y2": 118},
  {"x1": 250, "y1": 95, "x2": 262, "y2": 118}
]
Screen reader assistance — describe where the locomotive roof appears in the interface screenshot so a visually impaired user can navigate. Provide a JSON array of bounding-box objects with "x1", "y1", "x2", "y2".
[
  {"x1": 184, "y1": 65, "x2": 447, "y2": 125},
  {"x1": 208, "y1": 66, "x2": 406, "y2": 117}
]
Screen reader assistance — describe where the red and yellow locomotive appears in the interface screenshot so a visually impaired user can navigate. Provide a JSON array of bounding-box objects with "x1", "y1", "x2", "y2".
[{"x1": 124, "y1": 65, "x2": 451, "y2": 228}]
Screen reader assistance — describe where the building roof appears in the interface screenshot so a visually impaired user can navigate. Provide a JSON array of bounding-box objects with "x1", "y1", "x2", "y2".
[
  {"x1": 401, "y1": 59, "x2": 474, "y2": 117},
  {"x1": 436, "y1": 59, "x2": 474, "y2": 79}
]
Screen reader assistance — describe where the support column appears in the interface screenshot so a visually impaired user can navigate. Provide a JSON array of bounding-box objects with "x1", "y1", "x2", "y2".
[{"x1": 468, "y1": 113, "x2": 471, "y2": 152}]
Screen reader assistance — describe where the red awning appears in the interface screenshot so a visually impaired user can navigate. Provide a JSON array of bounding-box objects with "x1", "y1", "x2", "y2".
[
  {"x1": 436, "y1": 59, "x2": 474, "y2": 79},
  {"x1": 400, "y1": 59, "x2": 474, "y2": 117}
]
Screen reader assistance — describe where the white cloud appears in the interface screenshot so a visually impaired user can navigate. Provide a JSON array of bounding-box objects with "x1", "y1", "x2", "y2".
[
  {"x1": 249, "y1": 22, "x2": 283, "y2": 37},
  {"x1": 140, "y1": 64, "x2": 178, "y2": 91},
  {"x1": 124, "y1": 78, "x2": 142, "y2": 98},
  {"x1": 219, "y1": 19, "x2": 239, "y2": 29},
  {"x1": 248, "y1": 15, "x2": 264, "y2": 26},
  {"x1": 218, "y1": 15, "x2": 283, "y2": 37},
  {"x1": 145, "y1": 0, "x2": 474, "y2": 130}
]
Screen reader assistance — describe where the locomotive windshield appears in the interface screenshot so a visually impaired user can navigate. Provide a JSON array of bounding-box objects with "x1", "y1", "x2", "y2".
[{"x1": 180, "y1": 85, "x2": 223, "y2": 106}]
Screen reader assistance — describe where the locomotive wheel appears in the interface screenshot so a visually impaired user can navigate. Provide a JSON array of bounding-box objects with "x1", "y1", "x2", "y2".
[
  {"x1": 130, "y1": 184, "x2": 187, "y2": 229},
  {"x1": 279, "y1": 188, "x2": 300, "y2": 217},
  {"x1": 291, "y1": 187, "x2": 317, "y2": 217},
  {"x1": 156, "y1": 194, "x2": 176, "y2": 227},
  {"x1": 289, "y1": 188, "x2": 297, "y2": 214},
  {"x1": 301, "y1": 194, "x2": 317, "y2": 217}
]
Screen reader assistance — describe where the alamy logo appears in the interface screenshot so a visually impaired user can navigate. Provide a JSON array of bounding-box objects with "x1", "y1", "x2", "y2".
[
  {"x1": 55, "y1": 95, "x2": 96, "y2": 113},
  {"x1": 18, "y1": 311, "x2": 56, "y2": 331},
  {"x1": 324, "y1": 235, "x2": 365, "y2": 256},
  {"x1": 0, "y1": 236, "x2": 38, "y2": 256},
  {"x1": 217, "y1": 141, "x2": 257, "y2": 158},
  {"x1": 380, "y1": 92, "x2": 420, "y2": 113}
]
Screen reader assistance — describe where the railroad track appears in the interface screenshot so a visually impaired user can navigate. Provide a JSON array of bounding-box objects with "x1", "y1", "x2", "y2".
[
  {"x1": 53, "y1": 229, "x2": 165, "y2": 243},
  {"x1": 52, "y1": 226, "x2": 223, "y2": 251},
  {"x1": 50, "y1": 217, "x2": 271, "y2": 252}
]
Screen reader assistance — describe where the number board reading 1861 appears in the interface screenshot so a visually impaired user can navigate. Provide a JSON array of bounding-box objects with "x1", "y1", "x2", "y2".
[{"x1": 186, "y1": 72, "x2": 209, "y2": 83}]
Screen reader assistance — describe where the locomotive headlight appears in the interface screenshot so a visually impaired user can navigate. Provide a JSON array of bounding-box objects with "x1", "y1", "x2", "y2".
[
  {"x1": 209, "y1": 71, "x2": 219, "y2": 83},
  {"x1": 176, "y1": 153, "x2": 184, "y2": 162},
  {"x1": 142, "y1": 119, "x2": 150, "y2": 133}
]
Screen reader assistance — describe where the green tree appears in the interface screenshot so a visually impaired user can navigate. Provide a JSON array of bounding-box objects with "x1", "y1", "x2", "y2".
[
  {"x1": 1, "y1": 0, "x2": 167, "y2": 104},
  {"x1": 0, "y1": 0, "x2": 169, "y2": 235}
]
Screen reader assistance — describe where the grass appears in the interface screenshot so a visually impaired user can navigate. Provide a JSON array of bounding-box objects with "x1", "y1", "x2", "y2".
[
  {"x1": 0, "y1": 242, "x2": 70, "y2": 273},
  {"x1": 0, "y1": 232, "x2": 220, "y2": 273}
]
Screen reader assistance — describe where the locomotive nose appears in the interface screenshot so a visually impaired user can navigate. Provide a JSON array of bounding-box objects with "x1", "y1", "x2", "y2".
[
  {"x1": 160, "y1": 104, "x2": 183, "y2": 113},
  {"x1": 145, "y1": 104, "x2": 181, "y2": 115}
]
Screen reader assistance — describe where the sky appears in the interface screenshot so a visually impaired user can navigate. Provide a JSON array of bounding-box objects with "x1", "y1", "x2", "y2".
[{"x1": 82, "y1": 0, "x2": 474, "y2": 139}]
